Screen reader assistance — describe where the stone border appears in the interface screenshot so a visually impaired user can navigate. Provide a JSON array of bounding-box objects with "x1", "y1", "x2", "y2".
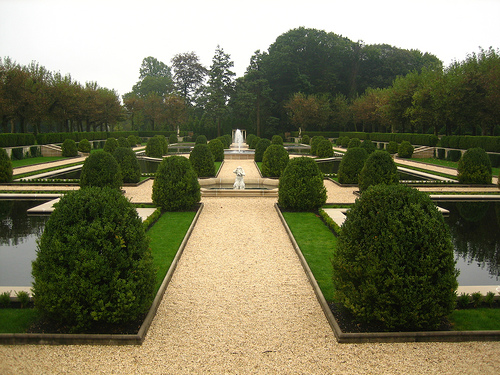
[
  {"x1": 0, "y1": 204, "x2": 204, "y2": 346},
  {"x1": 274, "y1": 203, "x2": 500, "y2": 343}
]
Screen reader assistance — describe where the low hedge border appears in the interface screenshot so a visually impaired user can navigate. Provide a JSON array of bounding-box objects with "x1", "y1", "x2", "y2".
[
  {"x1": 275, "y1": 203, "x2": 500, "y2": 343},
  {"x1": 0, "y1": 203, "x2": 204, "y2": 346}
]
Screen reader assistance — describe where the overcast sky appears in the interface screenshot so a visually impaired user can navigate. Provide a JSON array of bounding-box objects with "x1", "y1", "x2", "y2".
[{"x1": 1, "y1": 0, "x2": 499, "y2": 97}]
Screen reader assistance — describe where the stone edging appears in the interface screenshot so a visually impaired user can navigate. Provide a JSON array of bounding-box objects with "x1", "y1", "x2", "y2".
[
  {"x1": 0, "y1": 203, "x2": 204, "y2": 346},
  {"x1": 274, "y1": 203, "x2": 500, "y2": 343}
]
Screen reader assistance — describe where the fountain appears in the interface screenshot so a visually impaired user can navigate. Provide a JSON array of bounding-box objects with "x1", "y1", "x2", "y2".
[
  {"x1": 233, "y1": 166, "x2": 245, "y2": 189},
  {"x1": 234, "y1": 129, "x2": 244, "y2": 152}
]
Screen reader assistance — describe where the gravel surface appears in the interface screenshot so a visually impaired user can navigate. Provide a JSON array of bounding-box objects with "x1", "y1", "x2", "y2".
[{"x1": 1, "y1": 159, "x2": 500, "y2": 374}]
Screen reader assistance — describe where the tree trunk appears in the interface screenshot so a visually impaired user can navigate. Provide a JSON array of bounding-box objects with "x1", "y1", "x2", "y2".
[{"x1": 256, "y1": 97, "x2": 261, "y2": 137}]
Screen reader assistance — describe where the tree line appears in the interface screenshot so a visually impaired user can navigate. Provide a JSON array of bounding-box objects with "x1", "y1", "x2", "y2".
[{"x1": 2, "y1": 27, "x2": 499, "y2": 139}]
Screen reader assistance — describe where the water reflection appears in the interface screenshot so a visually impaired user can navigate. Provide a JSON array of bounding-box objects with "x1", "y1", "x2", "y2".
[{"x1": 440, "y1": 201, "x2": 500, "y2": 285}]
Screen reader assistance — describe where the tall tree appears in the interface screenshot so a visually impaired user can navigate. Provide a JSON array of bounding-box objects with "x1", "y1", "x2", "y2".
[
  {"x1": 132, "y1": 57, "x2": 173, "y2": 97},
  {"x1": 206, "y1": 45, "x2": 235, "y2": 136},
  {"x1": 171, "y1": 52, "x2": 207, "y2": 105}
]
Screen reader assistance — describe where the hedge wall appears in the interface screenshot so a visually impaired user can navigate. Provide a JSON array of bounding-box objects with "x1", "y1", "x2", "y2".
[
  {"x1": 439, "y1": 135, "x2": 500, "y2": 152},
  {"x1": 339, "y1": 132, "x2": 439, "y2": 147},
  {"x1": 0, "y1": 133, "x2": 36, "y2": 147},
  {"x1": 290, "y1": 131, "x2": 340, "y2": 138}
]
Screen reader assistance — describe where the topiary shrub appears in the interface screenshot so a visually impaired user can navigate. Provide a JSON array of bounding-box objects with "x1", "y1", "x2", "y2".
[
  {"x1": 169, "y1": 134, "x2": 178, "y2": 144},
  {"x1": 152, "y1": 155, "x2": 200, "y2": 211},
  {"x1": 156, "y1": 135, "x2": 168, "y2": 155},
  {"x1": 127, "y1": 135, "x2": 138, "y2": 147},
  {"x1": 62, "y1": 139, "x2": 78, "y2": 157},
  {"x1": 113, "y1": 147, "x2": 141, "y2": 183},
  {"x1": 398, "y1": 140, "x2": 414, "y2": 158},
  {"x1": 437, "y1": 148, "x2": 446, "y2": 160},
  {"x1": 80, "y1": 150, "x2": 122, "y2": 189},
  {"x1": 262, "y1": 144, "x2": 289, "y2": 177},
  {"x1": 347, "y1": 137, "x2": 361, "y2": 149},
  {"x1": 246, "y1": 134, "x2": 256, "y2": 147},
  {"x1": 302, "y1": 134, "x2": 310, "y2": 145},
  {"x1": 11, "y1": 147, "x2": 23, "y2": 160},
  {"x1": 271, "y1": 135, "x2": 283, "y2": 145},
  {"x1": 316, "y1": 139, "x2": 334, "y2": 158},
  {"x1": 361, "y1": 139, "x2": 376, "y2": 154},
  {"x1": 337, "y1": 147, "x2": 368, "y2": 184},
  {"x1": 278, "y1": 157, "x2": 326, "y2": 211},
  {"x1": 254, "y1": 138, "x2": 271, "y2": 162},
  {"x1": 208, "y1": 138, "x2": 225, "y2": 162},
  {"x1": 331, "y1": 184, "x2": 458, "y2": 330},
  {"x1": 103, "y1": 137, "x2": 118, "y2": 153},
  {"x1": 0, "y1": 148, "x2": 13, "y2": 183},
  {"x1": 310, "y1": 136, "x2": 325, "y2": 156},
  {"x1": 32, "y1": 187, "x2": 155, "y2": 332},
  {"x1": 340, "y1": 136, "x2": 350, "y2": 148},
  {"x1": 358, "y1": 150, "x2": 399, "y2": 192},
  {"x1": 78, "y1": 138, "x2": 91, "y2": 153},
  {"x1": 457, "y1": 147, "x2": 492, "y2": 184},
  {"x1": 195, "y1": 135, "x2": 207, "y2": 145},
  {"x1": 145, "y1": 136, "x2": 164, "y2": 158},
  {"x1": 249, "y1": 136, "x2": 261, "y2": 149},
  {"x1": 116, "y1": 137, "x2": 128, "y2": 148},
  {"x1": 189, "y1": 144, "x2": 215, "y2": 177},
  {"x1": 386, "y1": 141, "x2": 399, "y2": 154},
  {"x1": 218, "y1": 135, "x2": 230, "y2": 149}
]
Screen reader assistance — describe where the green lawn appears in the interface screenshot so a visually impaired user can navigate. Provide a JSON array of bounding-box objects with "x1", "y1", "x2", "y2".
[
  {"x1": 0, "y1": 210, "x2": 196, "y2": 333},
  {"x1": 11, "y1": 156, "x2": 68, "y2": 169},
  {"x1": 281, "y1": 211, "x2": 337, "y2": 301},
  {"x1": 413, "y1": 157, "x2": 499, "y2": 178},
  {"x1": 281, "y1": 210, "x2": 500, "y2": 331}
]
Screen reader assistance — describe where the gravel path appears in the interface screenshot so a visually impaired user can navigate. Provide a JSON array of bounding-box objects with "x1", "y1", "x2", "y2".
[{"x1": 1, "y1": 159, "x2": 500, "y2": 374}]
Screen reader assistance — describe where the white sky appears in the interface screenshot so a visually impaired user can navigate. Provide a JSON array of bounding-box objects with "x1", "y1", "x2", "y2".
[{"x1": 1, "y1": 0, "x2": 499, "y2": 97}]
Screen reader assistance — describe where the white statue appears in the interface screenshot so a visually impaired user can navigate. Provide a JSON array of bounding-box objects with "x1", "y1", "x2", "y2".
[{"x1": 233, "y1": 166, "x2": 245, "y2": 189}]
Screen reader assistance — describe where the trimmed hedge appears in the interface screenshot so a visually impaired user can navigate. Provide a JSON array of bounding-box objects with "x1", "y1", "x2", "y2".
[
  {"x1": 152, "y1": 155, "x2": 201, "y2": 211},
  {"x1": 358, "y1": 150, "x2": 399, "y2": 192},
  {"x1": 262, "y1": 144, "x2": 289, "y2": 177},
  {"x1": 0, "y1": 148, "x2": 13, "y2": 182},
  {"x1": 80, "y1": 150, "x2": 122, "y2": 189},
  {"x1": 457, "y1": 148, "x2": 492, "y2": 184},
  {"x1": 207, "y1": 138, "x2": 225, "y2": 162},
  {"x1": 254, "y1": 138, "x2": 271, "y2": 162},
  {"x1": 0, "y1": 133, "x2": 36, "y2": 147},
  {"x1": 397, "y1": 140, "x2": 414, "y2": 158},
  {"x1": 113, "y1": 147, "x2": 141, "y2": 183},
  {"x1": 145, "y1": 136, "x2": 164, "y2": 158},
  {"x1": 103, "y1": 138, "x2": 118, "y2": 153},
  {"x1": 339, "y1": 132, "x2": 439, "y2": 147},
  {"x1": 310, "y1": 136, "x2": 326, "y2": 156},
  {"x1": 32, "y1": 187, "x2": 155, "y2": 333},
  {"x1": 316, "y1": 139, "x2": 334, "y2": 158},
  {"x1": 278, "y1": 157, "x2": 326, "y2": 211},
  {"x1": 271, "y1": 135, "x2": 283, "y2": 145},
  {"x1": 62, "y1": 139, "x2": 78, "y2": 157},
  {"x1": 189, "y1": 144, "x2": 215, "y2": 177},
  {"x1": 78, "y1": 139, "x2": 91, "y2": 153},
  {"x1": 337, "y1": 147, "x2": 368, "y2": 184},
  {"x1": 440, "y1": 135, "x2": 500, "y2": 152},
  {"x1": 331, "y1": 184, "x2": 458, "y2": 330}
]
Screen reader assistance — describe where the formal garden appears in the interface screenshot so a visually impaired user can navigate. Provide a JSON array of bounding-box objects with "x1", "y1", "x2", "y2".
[{"x1": 0, "y1": 130, "x2": 499, "y2": 342}]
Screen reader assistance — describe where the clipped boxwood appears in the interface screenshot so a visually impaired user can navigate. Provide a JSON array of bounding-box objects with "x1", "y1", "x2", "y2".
[
  {"x1": 189, "y1": 144, "x2": 215, "y2": 177},
  {"x1": 271, "y1": 135, "x2": 283, "y2": 145},
  {"x1": 145, "y1": 136, "x2": 164, "y2": 158},
  {"x1": 278, "y1": 157, "x2": 326, "y2": 211},
  {"x1": 360, "y1": 139, "x2": 376, "y2": 154},
  {"x1": 347, "y1": 137, "x2": 361, "y2": 149},
  {"x1": 386, "y1": 141, "x2": 399, "y2": 154},
  {"x1": 152, "y1": 155, "x2": 200, "y2": 211},
  {"x1": 207, "y1": 138, "x2": 225, "y2": 162},
  {"x1": 337, "y1": 147, "x2": 368, "y2": 184},
  {"x1": 32, "y1": 187, "x2": 156, "y2": 332},
  {"x1": 457, "y1": 147, "x2": 492, "y2": 184},
  {"x1": 195, "y1": 135, "x2": 207, "y2": 145},
  {"x1": 113, "y1": 147, "x2": 141, "y2": 183},
  {"x1": 80, "y1": 150, "x2": 122, "y2": 189},
  {"x1": 254, "y1": 138, "x2": 271, "y2": 162},
  {"x1": 310, "y1": 136, "x2": 326, "y2": 156},
  {"x1": 249, "y1": 136, "x2": 261, "y2": 149},
  {"x1": 262, "y1": 144, "x2": 289, "y2": 177},
  {"x1": 340, "y1": 136, "x2": 350, "y2": 148},
  {"x1": 169, "y1": 133, "x2": 178, "y2": 144},
  {"x1": 331, "y1": 184, "x2": 458, "y2": 330},
  {"x1": 358, "y1": 150, "x2": 399, "y2": 192},
  {"x1": 316, "y1": 139, "x2": 334, "y2": 158},
  {"x1": 0, "y1": 148, "x2": 13, "y2": 183},
  {"x1": 302, "y1": 134, "x2": 310, "y2": 145},
  {"x1": 447, "y1": 149, "x2": 462, "y2": 162},
  {"x1": 117, "y1": 137, "x2": 130, "y2": 148},
  {"x1": 246, "y1": 134, "x2": 256, "y2": 148},
  {"x1": 156, "y1": 135, "x2": 168, "y2": 155},
  {"x1": 398, "y1": 140, "x2": 414, "y2": 158},
  {"x1": 62, "y1": 139, "x2": 78, "y2": 157},
  {"x1": 77, "y1": 138, "x2": 91, "y2": 153},
  {"x1": 127, "y1": 135, "x2": 138, "y2": 147},
  {"x1": 103, "y1": 137, "x2": 118, "y2": 153}
]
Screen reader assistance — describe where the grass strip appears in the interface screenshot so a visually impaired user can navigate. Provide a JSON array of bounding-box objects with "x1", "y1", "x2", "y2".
[
  {"x1": 11, "y1": 157, "x2": 68, "y2": 168},
  {"x1": 0, "y1": 210, "x2": 196, "y2": 333},
  {"x1": 281, "y1": 211, "x2": 337, "y2": 301},
  {"x1": 416, "y1": 157, "x2": 500, "y2": 177},
  {"x1": 451, "y1": 308, "x2": 500, "y2": 330}
]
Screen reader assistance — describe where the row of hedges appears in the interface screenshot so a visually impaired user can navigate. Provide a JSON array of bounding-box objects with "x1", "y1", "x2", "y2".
[
  {"x1": 0, "y1": 133, "x2": 36, "y2": 147},
  {"x1": 339, "y1": 132, "x2": 439, "y2": 147},
  {"x1": 440, "y1": 135, "x2": 500, "y2": 152},
  {"x1": 290, "y1": 131, "x2": 340, "y2": 138}
]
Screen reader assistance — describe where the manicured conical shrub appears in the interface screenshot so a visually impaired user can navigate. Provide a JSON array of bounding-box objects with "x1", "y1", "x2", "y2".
[
  {"x1": 358, "y1": 150, "x2": 398, "y2": 192},
  {"x1": 262, "y1": 144, "x2": 289, "y2": 177},
  {"x1": 337, "y1": 147, "x2": 368, "y2": 184},
  {"x1": 0, "y1": 148, "x2": 13, "y2": 183},
  {"x1": 189, "y1": 144, "x2": 215, "y2": 177},
  {"x1": 113, "y1": 147, "x2": 141, "y2": 183},
  {"x1": 80, "y1": 150, "x2": 122, "y2": 189},
  {"x1": 457, "y1": 147, "x2": 492, "y2": 184}
]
